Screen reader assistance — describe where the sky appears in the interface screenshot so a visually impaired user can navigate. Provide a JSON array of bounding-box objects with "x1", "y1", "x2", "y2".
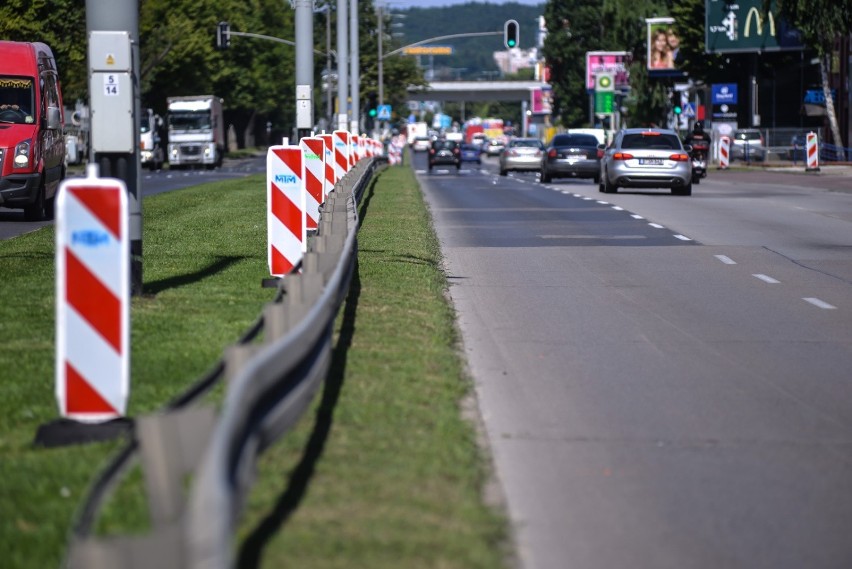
[{"x1": 384, "y1": 0, "x2": 545, "y2": 8}]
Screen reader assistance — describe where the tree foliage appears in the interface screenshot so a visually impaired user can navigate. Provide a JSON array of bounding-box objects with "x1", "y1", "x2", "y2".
[{"x1": 0, "y1": 0, "x2": 424, "y2": 147}]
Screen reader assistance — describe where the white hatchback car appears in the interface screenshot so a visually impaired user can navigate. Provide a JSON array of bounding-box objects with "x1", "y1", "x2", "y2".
[{"x1": 599, "y1": 128, "x2": 693, "y2": 196}]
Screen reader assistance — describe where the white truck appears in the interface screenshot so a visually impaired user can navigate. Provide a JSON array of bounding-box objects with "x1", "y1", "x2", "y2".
[
  {"x1": 140, "y1": 107, "x2": 164, "y2": 170},
  {"x1": 166, "y1": 95, "x2": 224, "y2": 169}
]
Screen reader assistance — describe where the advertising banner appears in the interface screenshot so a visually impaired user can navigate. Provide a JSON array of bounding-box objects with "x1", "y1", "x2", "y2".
[
  {"x1": 646, "y1": 18, "x2": 686, "y2": 76},
  {"x1": 531, "y1": 86, "x2": 553, "y2": 114},
  {"x1": 711, "y1": 83, "x2": 738, "y2": 121},
  {"x1": 585, "y1": 51, "x2": 630, "y2": 92}
]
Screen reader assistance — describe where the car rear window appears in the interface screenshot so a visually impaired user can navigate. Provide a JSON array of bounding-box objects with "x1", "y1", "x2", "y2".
[
  {"x1": 621, "y1": 133, "x2": 681, "y2": 150},
  {"x1": 433, "y1": 140, "x2": 457, "y2": 150},
  {"x1": 511, "y1": 139, "x2": 544, "y2": 148},
  {"x1": 734, "y1": 131, "x2": 762, "y2": 141},
  {"x1": 552, "y1": 134, "x2": 598, "y2": 147}
]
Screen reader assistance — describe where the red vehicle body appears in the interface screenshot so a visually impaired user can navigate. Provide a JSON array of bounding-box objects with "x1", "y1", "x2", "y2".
[{"x1": 0, "y1": 41, "x2": 65, "y2": 220}]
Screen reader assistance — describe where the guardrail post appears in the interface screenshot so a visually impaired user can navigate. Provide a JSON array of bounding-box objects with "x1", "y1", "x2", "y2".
[{"x1": 137, "y1": 406, "x2": 217, "y2": 525}]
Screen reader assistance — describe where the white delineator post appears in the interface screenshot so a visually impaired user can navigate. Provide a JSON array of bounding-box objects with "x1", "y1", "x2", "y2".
[
  {"x1": 56, "y1": 164, "x2": 130, "y2": 422},
  {"x1": 300, "y1": 137, "x2": 326, "y2": 231},
  {"x1": 267, "y1": 143, "x2": 306, "y2": 277}
]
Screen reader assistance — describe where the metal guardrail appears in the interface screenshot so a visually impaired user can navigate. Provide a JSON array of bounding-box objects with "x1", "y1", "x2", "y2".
[{"x1": 64, "y1": 156, "x2": 384, "y2": 569}]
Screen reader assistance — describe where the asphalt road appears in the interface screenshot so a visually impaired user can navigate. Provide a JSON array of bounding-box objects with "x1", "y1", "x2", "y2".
[
  {"x1": 416, "y1": 151, "x2": 852, "y2": 569},
  {"x1": 0, "y1": 155, "x2": 265, "y2": 240}
]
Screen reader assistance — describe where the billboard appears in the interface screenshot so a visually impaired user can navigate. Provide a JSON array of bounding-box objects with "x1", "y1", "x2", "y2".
[
  {"x1": 705, "y1": 0, "x2": 803, "y2": 53},
  {"x1": 531, "y1": 86, "x2": 552, "y2": 115},
  {"x1": 646, "y1": 17, "x2": 686, "y2": 76},
  {"x1": 585, "y1": 51, "x2": 630, "y2": 92}
]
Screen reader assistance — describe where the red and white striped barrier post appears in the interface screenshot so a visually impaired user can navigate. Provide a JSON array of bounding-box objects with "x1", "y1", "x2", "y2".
[
  {"x1": 805, "y1": 131, "x2": 820, "y2": 172},
  {"x1": 718, "y1": 136, "x2": 730, "y2": 170},
  {"x1": 300, "y1": 137, "x2": 326, "y2": 231},
  {"x1": 267, "y1": 143, "x2": 306, "y2": 278},
  {"x1": 318, "y1": 133, "x2": 336, "y2": 198},
  {"x1": 333, "y1": 130, "x2": 350, "y2": 181},
  {"x1": 363, "y1": 135, "x2": 373, "y2": 159},
  {"x1": 350, "y1": 134, "x2": 360, "y2": 168},
  {"x1": 55, "y1": 164, "x2": 130, "y2": 423}
]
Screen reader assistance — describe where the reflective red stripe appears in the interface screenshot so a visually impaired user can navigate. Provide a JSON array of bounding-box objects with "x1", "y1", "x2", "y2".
[
  {"x1": 69, "y1": 186, "x2": 121, "y2": 240},
  {"x1": 66, "y1": 249, "x2": 121, "y2": 352}
]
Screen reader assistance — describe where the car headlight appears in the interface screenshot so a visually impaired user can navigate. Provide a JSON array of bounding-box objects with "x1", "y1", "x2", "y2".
[{"x1": 13, "y1": 140, "x2": 31, "y2": 169}]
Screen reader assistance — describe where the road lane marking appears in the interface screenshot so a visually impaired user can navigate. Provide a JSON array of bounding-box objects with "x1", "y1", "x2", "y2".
[
  {"x1": 673, "y1": 234, "x2": 692, "y2": 241},
  {"x1": 649, "y1": 223, "x2": 665, "y2": 229},
  {"x1": 631, "y1": 214, "x2": 644, "y2": 219},
  {"x1": 753, "y1": 274, "x2": 780, "y2": 284},
  {"x1": 803, "y1": 297, "x2": 837, "y2": 309},
  {"x1": 715, "y1": 255, "x2": 737, "y2": 265},
  {"x1": 597, "y1": 200, "x2": 609, "y2": 205},
  {"x1": 611, "y1": 206, "x2": 624, "y2": 211}
]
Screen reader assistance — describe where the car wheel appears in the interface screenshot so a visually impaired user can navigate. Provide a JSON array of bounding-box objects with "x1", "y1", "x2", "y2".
[
  {"x1": 24, "y1": 177, "x2": 46, "y2": 221},
  {"x1": 593, "y1": 172, "x2": 601, "y2": 184},
  {"x1": 673, "y1": 183, "x2": 692, "y2": 196},
  {"x1": 499, "y1": 168, "x2": 507, "y2": 176},
  {"x1": 603, "y1": 173, "x2": 617, "y2": 194},
  {"x1": 540, "y1": 170, "x2": 551, "y2": 183}
]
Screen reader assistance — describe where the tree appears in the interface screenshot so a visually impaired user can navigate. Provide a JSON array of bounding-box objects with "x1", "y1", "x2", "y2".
[{"x1": 772, "y1": 0, "x2": 850, "y2": 159}]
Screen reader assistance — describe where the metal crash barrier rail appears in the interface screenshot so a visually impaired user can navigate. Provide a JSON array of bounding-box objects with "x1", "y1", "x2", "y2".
[{"x1": 65, "y1": 156, "x2": 385, "y2": 569}]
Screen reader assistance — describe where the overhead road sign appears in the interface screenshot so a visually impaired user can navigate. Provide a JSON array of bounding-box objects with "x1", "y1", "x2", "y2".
[
  {"x1": 402, "y1": 46, "x2": 453, "y2": 56},
  {"x1": 706, "y1": 0, "x2": 803, "y2": 53}
]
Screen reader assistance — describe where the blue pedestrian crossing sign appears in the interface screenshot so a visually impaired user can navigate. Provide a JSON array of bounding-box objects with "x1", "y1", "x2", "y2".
[
  {"x1": 377, "y1": 105, "x2": 392, "y2": 120},
  {"x1": 683, "y1": 103, "x2": 696, "y2": 118}
]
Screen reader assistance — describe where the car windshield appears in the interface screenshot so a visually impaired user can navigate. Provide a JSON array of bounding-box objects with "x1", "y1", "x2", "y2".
[
  {"x1": 0, "y1": 76, "x2": 35, "y2": 124},
  {"x1": 621, "y1": 133, "x2": 681, "y2": 150},
  {"x1": 552, "y1": 134, "x2": 598, "y2": 147}
]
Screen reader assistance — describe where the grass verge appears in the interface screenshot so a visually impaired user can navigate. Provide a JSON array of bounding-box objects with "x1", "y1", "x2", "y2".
[{"x1": 0, "y1": 163, "x2": 508, "y2": 568}]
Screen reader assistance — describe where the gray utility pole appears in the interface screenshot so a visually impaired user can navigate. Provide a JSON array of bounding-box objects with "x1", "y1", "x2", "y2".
[
  {"x1": 349, "y1": 0, "x2": 359, "y2": 134},
  {"x1": 378, "y1": 4, "x2": 384, "y2": 106},
  {"x1": 336, "y1": 0, "x2": 349, "y2": 131},
  {"x1": 86, "y1": 0, "x2": 142, "y2": 296},
  {"x1": 294, "y1": 0, "x2": 314, "y2": 140}
]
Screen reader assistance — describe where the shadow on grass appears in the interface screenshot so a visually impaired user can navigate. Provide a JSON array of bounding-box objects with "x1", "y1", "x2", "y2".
[
  {"x1": 142, "y1": 255, "x2": 245, "y2": 296},
  {"x1": 356, "y1": 172, "x2": 380, "y2": 229},
  {"x1": 236, "y1": 261, "x2": 361, "y2": 569}
]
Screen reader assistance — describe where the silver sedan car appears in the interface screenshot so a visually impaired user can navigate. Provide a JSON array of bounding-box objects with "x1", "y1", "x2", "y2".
[
  {"x1": 599, "y1": 128, "x2": 693, "y2": 195},
  {"x1": 499, "y1": 138, "x2": 545, "y2": 175}
]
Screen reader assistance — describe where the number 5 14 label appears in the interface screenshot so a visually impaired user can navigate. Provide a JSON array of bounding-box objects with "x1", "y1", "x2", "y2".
[{"x1": 103, "y1": 74, "x2": 119, "y2": 96}]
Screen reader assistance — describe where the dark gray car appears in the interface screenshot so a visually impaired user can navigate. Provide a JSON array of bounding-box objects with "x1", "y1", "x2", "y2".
[{"x1": 540, "y1": 133, "x2": 602, "y2": 183}]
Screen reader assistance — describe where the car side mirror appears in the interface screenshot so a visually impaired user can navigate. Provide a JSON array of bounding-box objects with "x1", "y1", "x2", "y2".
[
  {"x1": 46, "y1": 106, "x2": 62, "y2": 130},
  {"x1": 597, "y1": 144, "x2": 606, "y2": 150}
]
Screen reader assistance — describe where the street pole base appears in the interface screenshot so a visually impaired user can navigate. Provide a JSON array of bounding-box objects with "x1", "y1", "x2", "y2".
[
  {"x1": 33, "y1": 417, "x2": 134, "y2": 448},
  {"x1": 261, "y1": 277, "x2": 281, "y2": 288}
]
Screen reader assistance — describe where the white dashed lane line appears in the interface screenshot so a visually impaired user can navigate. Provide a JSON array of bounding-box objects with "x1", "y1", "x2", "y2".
[
  {"x1": 673, "y1": 234, "x2": 692, "y2": 241},
  {"x1": 649, "y1": 223, "x2": 665, "y2": 229},
  {"x1": 715, "y1": 255, "x2": 737, "y2": 265},
  {"x1": 753, "y1": 274, "x2": 781, "y2": 284},
  {"x1": 803, "y1": 298, "x2": 837, "y2": 310}
]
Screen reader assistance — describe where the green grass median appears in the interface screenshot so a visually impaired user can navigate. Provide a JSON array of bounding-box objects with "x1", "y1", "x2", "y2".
[{"x1": 0, "y1": 163, "x2": 508, "y2": 568}]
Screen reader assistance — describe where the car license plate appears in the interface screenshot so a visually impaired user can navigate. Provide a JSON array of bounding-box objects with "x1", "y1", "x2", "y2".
[{"x1": 639, "y1": 158, "x2": 663, "y2": 165}]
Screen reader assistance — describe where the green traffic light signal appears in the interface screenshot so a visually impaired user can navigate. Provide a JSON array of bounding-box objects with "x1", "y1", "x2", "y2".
[
  {"x1": 369, "y1": 108, "x2": 377, "y2": 118},
  {"x1": 674, "y1": 106, "x2": 682, "y2": 115},
  {"x1": 504, "y1": 20, "x2": 519, "y2": 49}
]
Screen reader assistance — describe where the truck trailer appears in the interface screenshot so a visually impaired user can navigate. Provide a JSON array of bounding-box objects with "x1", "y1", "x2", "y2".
[{"x1": 166, "y1": 95, "x2": 224, "y2": 169}]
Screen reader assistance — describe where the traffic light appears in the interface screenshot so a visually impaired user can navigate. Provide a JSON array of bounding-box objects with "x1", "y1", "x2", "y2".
[
  {"x1": 369, "y1": 108, "x2": 377, "y2": 118},
  {"x1": 674, "y1": 104, "x2": 682, "y2": 115},
  {"x1": 216, "y1": 21, "x2": 230, "y2": 50},
  {"x1": 504, "y1": 20, "x2": 519, "y2": 49}
]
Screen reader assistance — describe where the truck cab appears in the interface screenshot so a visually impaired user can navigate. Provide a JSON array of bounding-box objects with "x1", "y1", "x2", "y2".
[{"x1": 0, "y1": 41, "x2": 65, "y2": 220}]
